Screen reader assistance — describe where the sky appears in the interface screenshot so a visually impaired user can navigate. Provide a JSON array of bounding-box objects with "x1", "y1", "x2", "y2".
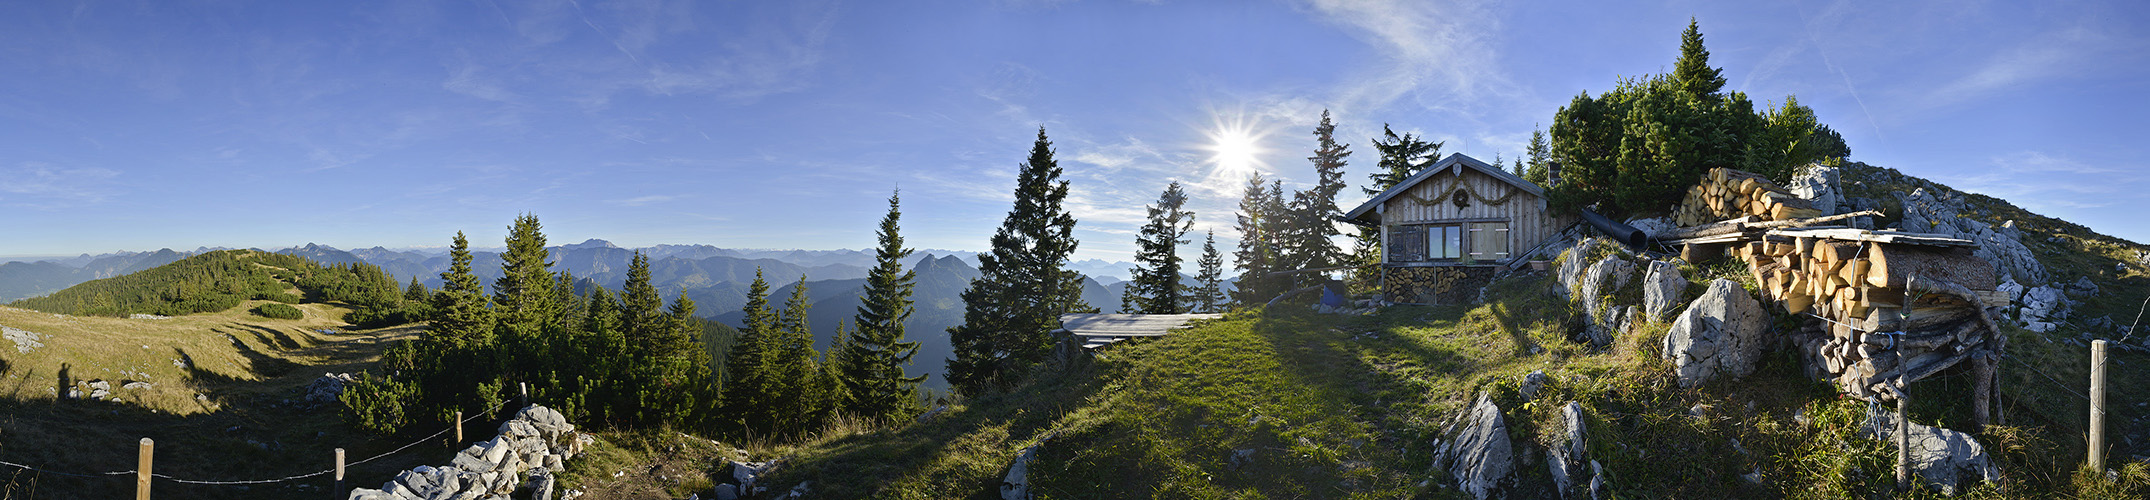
[{"x1": 2, "y1": 0, "x2": 2145, "y2": 263}]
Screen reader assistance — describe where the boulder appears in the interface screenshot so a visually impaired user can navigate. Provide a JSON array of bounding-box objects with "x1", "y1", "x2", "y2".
[
  {"x1": 1662, "y1": 279, "x2": 1769, "y2": 388},
  {"x1": 1548, "y1": 401, "x2": 1589, "y2": 499},
  {"x1": 1443, "y1": 394, "x2": 1514, "y2": 500},
  {"x1": 1002, "y1": 439, "x2": 1045, "y2": 500},
  {"x1": 1862, "y1": 407, "x2": 2001, "y2": 495},
  {"x1": 1579, "y1": 256, "x2": 1637, "y2": 346},
  {"x1": 1996, "y1": 278, "x2": 2025, "y2": 303},
  {"x1": 1788, "y1": 164, "x2": 1843, "y2": 216},
  {"x1": 2067, "y1": 276, "x2": 2099, "y2": 298},
  {"x1": 1623, "y1": 216, "x2": 1677, "y2": 241},
  {"x1": 1641, "y1": 260, "x2": 1688, "y2": 323},
  {"x1": 1519, "y1": 370, "x2": 1548, "y2": 401},
  {"x1": 302, "y1": 373, "x2": 356, "y2": 407},
  {"x1": 1558, "y1": 238, "x2": 1614, "y2": 298},
  {"x1": 1897, "y1": 188, "x2": 2047, "y2": 286}
]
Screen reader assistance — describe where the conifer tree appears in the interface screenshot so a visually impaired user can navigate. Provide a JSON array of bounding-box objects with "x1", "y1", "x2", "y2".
[
  {"x1": 1232, "y1": 174, "x2": 1285, "y2": 304},
  {"x1": 1191, "y1": 231, "x2": 1228, "y2": 313},
  {"x1": 404, "y1": 276, "x2": 431, "y2": 304},
  {"x1": 1673, "y1": 18, "x2": 1727, "y2": 98},
  {"x1": 948, "y1": 127, "x2": 1086, "y2": 395},
  {"x1": 494, "y1": 214, "x2": 559, "y2": 339},
  {"x1": 1524, "y1": 128, "x2": 1551, "y2": 186},
  {"x1": 720, "y1": 269, "x2": 779, "y2": 434},
  {"x1": 1123, "y1": 181, "x2": 1195, "y2": 314},
  {"x1": 1278, "y1": 110, "x2": 1351, "y2": 286},
  {"x1": 1354, "y1": 124, "x2": 1441, "y2": 291},
  {"x1": 770, "y1": 276, "x2": 830, "y2": 435},
  {"x1": 840, "y1": 191, "x2": 926, "y2": 422},
  {"x1": 431, "y1": 232, "x2": 494, "y2": 351}
]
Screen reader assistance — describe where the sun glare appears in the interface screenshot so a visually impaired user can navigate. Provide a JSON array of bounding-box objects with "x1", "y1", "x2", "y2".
[{"x1": 1206, "y1": 120, "x2": 1264, "y2": 175}]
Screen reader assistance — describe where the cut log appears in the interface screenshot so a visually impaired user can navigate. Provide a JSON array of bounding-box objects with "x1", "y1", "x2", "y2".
[{"x1": 1867, "y1": 245, "x2": 1998, "y2": 290}]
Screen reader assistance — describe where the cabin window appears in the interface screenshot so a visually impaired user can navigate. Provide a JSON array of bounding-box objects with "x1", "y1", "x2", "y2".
[
  {"x1": 1468, "y1": 222, "x2": 1510, "y2": 260},
  {"x1": 1388, "y1": 225, "x2": 1426, "y2": 262},
  {"x1": 1427, "y1": 224, "x2": 1462, "y2": 260}
]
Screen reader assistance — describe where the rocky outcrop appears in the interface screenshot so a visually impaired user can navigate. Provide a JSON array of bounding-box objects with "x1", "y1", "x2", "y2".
[
  {"x1": 1579, "y1": 256, "x2": 1637, "y2": 347},
  {"x1": 1547, "y1": 401, "x2": 1597, "y2": 499},
  {"x1": 1640, "y1": 260, "x2": 1688, "y2": 323},
  {"x1": 1435, "y1": 394, "x2": 1514, "y2": 500},
  {"x1": 1623, "y1": 216, "x2": 1677, "y2": 241},
  {"x1": 348, "y1": 405, "x2": 587, "y2": 500},
  {"x1": 1896, "y1": 187, "x2": 2047, "y2": 286},
  {"x1": 1862, "y1": 407, "x2": 2001, "y2": 495},
  {"x1": 1788, "y1": 165, "x2": 1844, "y2": 216},
  {"x1": 2019, "y1": 285, "x2": 2070, "y2": 333},
  {"x1": 1557, "y1": 238, "x2": 1616, "y2": 299},
  {"x1": 1002, "y1": 437, "x2": 1048, "y2": 500},
  {"x1": 1662, "y1": 279, "x2": 1769, "y2": 388},
  {"x1": 3, "y1": 326, "x2": 43, "y2": 354},
  {"x1": 303, "y1": 373, "x2": 355, "y2": 408}
]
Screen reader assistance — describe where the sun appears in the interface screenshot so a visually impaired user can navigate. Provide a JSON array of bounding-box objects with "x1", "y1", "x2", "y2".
[{"x1": 1205, "y1": 118, "x2": 1265, "y2": 175}]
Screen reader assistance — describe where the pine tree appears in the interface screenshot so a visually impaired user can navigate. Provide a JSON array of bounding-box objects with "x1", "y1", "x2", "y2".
[
  {"x1": 947, "y1": 127, "x2": 1086, "y2": 395},
  {"x1": 404, "y1": 276, "x2": 431, "y2": 304},
  {"x1": 1190, "y1": 231, "x2": 1228, "y2": 313},
  {"x1": 840, "y1": 190, "x2": 927, "y2": 422},
  {"x1": 431, "y1": 232, "x2": 494, "y2": 351},
  {"x1": 771, "y1": 275, "x2": 828, "y2": 435},
  {"x1": 494, "y1": 214, "x2": 559, "y2": 338},
  {"x1": 720, "y1": 269, "x2": 779, "y2": 434},
  {"x1": 1354, "y1": 123, "x2": 1441, "y2": 292},
  {"x1": 1673, "y1": 18, "x2": 1727, "y2": 97},
  {"x1": 1123, "y1": 181, "x2": 1195, "y2": 314}
]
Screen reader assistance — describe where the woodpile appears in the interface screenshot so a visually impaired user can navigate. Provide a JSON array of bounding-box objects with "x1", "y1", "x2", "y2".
[
  {"x1": 1724, "y1": 227, "x2": 2004, "y2": 413},
  {"x1": 1675, "y1": 168, "x2": 1824, "y2": 226}
]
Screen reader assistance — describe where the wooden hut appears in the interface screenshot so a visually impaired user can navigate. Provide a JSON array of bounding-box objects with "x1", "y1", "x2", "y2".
[{"x1": 1343, "y1": 153, "x2": 1574, "y2": 304}]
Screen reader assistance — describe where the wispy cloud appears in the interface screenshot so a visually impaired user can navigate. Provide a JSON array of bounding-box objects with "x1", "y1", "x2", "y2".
[
  {"x1": 1303, "y1": 0, "x2": 1515, "y2": 117},
  {"x1": 609, "y1": 194, "x2": 681, "y2": 206},
  {"x1": 1919, "y1": 25, "x2": 2133, "y2": 113},
  {"x1": 0, "y1": 162, "x2": 121, "y2": 208},
  {"x1": 1936, "y1": 151, "x2": 2147, "y2": 213}
]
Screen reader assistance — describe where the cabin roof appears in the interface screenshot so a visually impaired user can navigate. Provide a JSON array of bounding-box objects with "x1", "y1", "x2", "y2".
[{"x1": 1344, "y1": 153, "x2": 1546, "y2": 225}]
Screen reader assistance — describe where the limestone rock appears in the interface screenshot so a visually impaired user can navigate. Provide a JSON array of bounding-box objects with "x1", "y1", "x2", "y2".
[
  {"x1": 1862, "y1": 407, "x2": 2001, "y2": 495},
  {"x1": 1002, "y1": 439, "x2": 1045, "y2": 500},
  {"x1": 302, "y1": 373, "x2": 355, "y2": 408},
  {"x1": 1548, "y1": 401, "x2": 1589, "y2": 499},
  {"x1": 1579, "y1": 256, "x2": 1637, "y2": 347},
  {"x1": 1519, "y1": 370, "x2": 1548, "y2": 401},
  {"x1": 1788, "y1": 164, "x2": 1843, "y2": 216},
  {"x1": 1558, "y1": 238, "x2": 1615, "y2": 298},
  {"x1": 1662, "y1": 279, "x2": 1769, "y2": 388},
  {"x1": 2, "y1": 326, "x2": 44, "y2": 354},
  {"x1": 1897, "y1": 188, "x2": 2047, "y2": 286},
  {"x1": 1641, "y1": 260, "x2": 1688, "y2": 323},
  {"x1": 2020, "y1": 285, "x2": 2069, "y2": 332},
  {"x1": 1623, "y1": 216, "x2": 1677, "y2": 241},
  {"x1": 1443, "y1": 394, "x2": 1514, "y2": 500}
]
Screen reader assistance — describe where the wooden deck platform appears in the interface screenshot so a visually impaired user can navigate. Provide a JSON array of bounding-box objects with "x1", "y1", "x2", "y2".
[{"x1": 1056, "y1": 313, "x2": 1223, "y2": 349}]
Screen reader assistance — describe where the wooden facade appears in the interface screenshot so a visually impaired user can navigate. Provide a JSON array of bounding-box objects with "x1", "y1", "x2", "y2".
[{"x1": 1345, "y1": 153, "x2": 1573, "y2": 302}]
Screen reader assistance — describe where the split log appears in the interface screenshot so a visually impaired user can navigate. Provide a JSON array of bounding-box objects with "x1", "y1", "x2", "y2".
[{"x1": 1866, "y1": 245, "x2": 1999, "y2": 290}]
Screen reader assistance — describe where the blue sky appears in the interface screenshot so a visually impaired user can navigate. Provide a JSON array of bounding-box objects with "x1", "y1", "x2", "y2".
[{"x1": 2, "y1": 0, "x2": 2145, "y2": 262}]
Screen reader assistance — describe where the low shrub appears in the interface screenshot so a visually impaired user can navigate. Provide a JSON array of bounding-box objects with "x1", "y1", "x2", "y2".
[{"x1": 252, "y1": 302, "x2": 303, "y2": 320}]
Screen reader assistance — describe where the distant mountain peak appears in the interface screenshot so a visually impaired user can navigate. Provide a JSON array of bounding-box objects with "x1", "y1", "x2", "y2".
[{"x1": 561, "y1": 239, "x2": 618, "y2": 250}]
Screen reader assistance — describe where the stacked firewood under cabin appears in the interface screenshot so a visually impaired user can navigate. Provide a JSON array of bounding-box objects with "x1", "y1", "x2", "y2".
[
  {"x1": 1661, "y1": 168, "x2": 2008, "y2": 425},
  {"x1": 1674, "y1": 167, "x2": 1825, "y2": 226}
]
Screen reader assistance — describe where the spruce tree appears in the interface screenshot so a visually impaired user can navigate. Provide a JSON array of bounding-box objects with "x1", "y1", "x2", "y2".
[
  {"x1": 947, "y1": 127, "x2": 1086, "y2": 395},
  {"x1": 1191, "y1": 231, "x2": 1228, "y2": 313},
  {"x1": 720, "y1": 269, "x2": 779, "y2": 434},
  {"x1": 841, "y1": 190, "x2": 926, "y2": 422},
  {"x1": 404, "y1": 276, "x2": 431, "y2": 304},
  {"x1": 1123, "y1": 181, "x2": 1195, "y2": 314},
  {"x1": 1355, "y1": 123, "x2": 1441, "y2": 291},
  {"x1": 1673, "y1": 18, "x2": 1727, "y2": 98},
  {"x1": 1524, "y1": 128, "x2": 1551, "y2": 186},
  {"x1": 771, "y1": 275, "x2": 828, "y2": 435},
  {"x1": 431, "y1": 232, "x2": 494, "y2": 351},
  {"x1": 1232, "y1": 174, "x2": 1284, "y2": 305},
  {"x1": 1278, "y1": 110, "x2": 1351, "y2": 286},
  {"x1": 494, "y1": 214, "x2": 559, "y2": 338}
]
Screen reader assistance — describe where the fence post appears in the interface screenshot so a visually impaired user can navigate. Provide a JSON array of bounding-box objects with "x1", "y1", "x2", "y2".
[
  {"x1": 454, "y1": 411, "x2": 464, "y2": 445},
  {"x1": 519, "y1": 382, "x2": 529, "y2": 408},
  {"x1": 1895, "y1": 380, "x2": 1910, "y2": 491},
  {"x1": 334, "y1": 448, "x2": 346, "y2": 498},
  {"x1": 137, "y1": 437, "x2": 153, "y2": 500},
  {"x1": 2090, "y1": 339, "x2": 2108, "y2": 471}
]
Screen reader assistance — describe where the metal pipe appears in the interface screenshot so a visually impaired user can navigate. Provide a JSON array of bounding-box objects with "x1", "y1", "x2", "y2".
[{"x1": 1578, "y1": 208, "x2": 1646, "y2": 248}]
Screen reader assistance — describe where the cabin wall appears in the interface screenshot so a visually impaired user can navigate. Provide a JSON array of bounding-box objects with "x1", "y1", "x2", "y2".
[{"x1": 1378, "y1": 167, "x2": 1557, "y2": 263}]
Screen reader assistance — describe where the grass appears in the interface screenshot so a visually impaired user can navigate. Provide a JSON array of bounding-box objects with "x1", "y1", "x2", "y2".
[{"x1": 0, "y1": 300, "x2": 458, "y2": 499}]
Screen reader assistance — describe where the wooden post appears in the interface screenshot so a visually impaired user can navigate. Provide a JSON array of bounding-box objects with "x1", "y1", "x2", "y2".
[
  {"x1": 136, "y1": 437, "x2": 153, "y2": 500},
  {"x1": 2090, "y1": 339, "x2": 2109, "y2": 470},
  {"x1": 1895, "y1": 378, "x2": 1910, "y2": 491},
  {"x1": 519, "y1": 382, "x2": 529, "y2": 407},
  {"x1": 334, "y1": 448, "x2": 346, "y2": 498},
  {"x1": 1974, "y1": 352, "x2": 1995, "y2": 430},
  {"x1": 454, "y1": 411, "x2": 464, "y2": 445}
]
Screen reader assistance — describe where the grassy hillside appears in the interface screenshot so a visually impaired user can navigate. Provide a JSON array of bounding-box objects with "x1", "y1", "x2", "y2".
[
  {"x1": 0, "y1": 300, "x2": 467, "y2": 499},
  {"x1": 8, "y1": 250, "x2": 311, "y2": 317},
  {"x1": 565, "y1": 263, "x2": 2147, "y2": 499}
]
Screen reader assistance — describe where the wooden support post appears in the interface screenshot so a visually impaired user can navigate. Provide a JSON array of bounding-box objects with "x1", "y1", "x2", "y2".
[
  {"x1": 334, "y1": 448, "x2": 346, "y2": 498},
  {"x1": 454, "y1": 411, "x2": 464, "y2": 445},
  {"x1": 1896, "y1": 355, "x2": 1911, "y2": 492},
  {"x1": 137, "y1": 437, "x2": 153, "y2": 500},
  {"x1": 520, "y1": 382, "x2": 529, "y2": 407},
  {"x1": 2090, "y1": 339, "x2": 2109, "y2": 471},
  {"x1": 1974, "y1": 353, "x2": 1995, "y2": 430}
]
